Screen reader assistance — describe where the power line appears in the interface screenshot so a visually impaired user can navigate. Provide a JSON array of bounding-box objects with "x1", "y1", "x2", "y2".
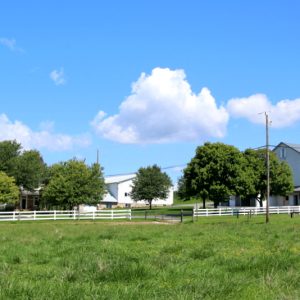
[
  {"x1": 106, "y1": 143, "x2": 293, "y2": 177},
  {"x1": 106, "y1": 163, "x2": 187, "y2": 177}
]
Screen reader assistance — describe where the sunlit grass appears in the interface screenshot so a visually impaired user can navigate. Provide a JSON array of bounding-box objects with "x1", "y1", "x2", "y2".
[{"x1": 0, "y1": 215, "x2": 300, "y2": 299}]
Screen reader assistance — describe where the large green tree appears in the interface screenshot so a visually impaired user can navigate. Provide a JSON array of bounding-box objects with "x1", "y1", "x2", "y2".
[
  {"x1": 177, "y1": 176, "x2": 189, "y2": 201},
  {"x1": 12, "y1": 150, "x2": 47, "y2": 190},
  {"x1": 244, "y1": 149, "x2": 293, "y2": 206},
  {"x1": 0, "y1": 140, "x2": 47, "y2": 190},
  {"x1": 130, "y1": 165, "x2": 172, "y2": 210},
  {"x1": 0, "y1": 140, "x2": 21, "y2": 175},
  {"x1": 181, "y1": 142, "x2": 255, "y2": 208},
  {"x1": 0, "y1": 171, "x2": 19, "y2": 205},
  {"x1": 42, "y1": 159, "x2": 105, "y2": 209}
]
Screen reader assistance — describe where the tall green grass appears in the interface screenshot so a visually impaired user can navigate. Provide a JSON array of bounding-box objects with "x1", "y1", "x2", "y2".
[{"x1": 0, "y1": 215, "x2": 300, "y2": 299}]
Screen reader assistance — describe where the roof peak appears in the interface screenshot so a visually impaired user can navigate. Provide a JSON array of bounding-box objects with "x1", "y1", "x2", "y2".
[
  {"x1": 276, "y1": 142, "x2": 300, "y2": 153},
  {"x1": 105, "y1": 173, "x2": 136, "y2": 184}
]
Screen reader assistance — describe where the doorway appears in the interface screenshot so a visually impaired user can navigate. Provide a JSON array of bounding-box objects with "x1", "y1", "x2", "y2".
[{"x1": 294, "y1": 195, "x2": 299, "y2": 206}]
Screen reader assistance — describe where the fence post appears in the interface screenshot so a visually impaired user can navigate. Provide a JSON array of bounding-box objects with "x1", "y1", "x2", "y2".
[
  {"x1": 206, "y1": 209, "x2": 208, "y2": 217},
  {"x1": 219, "y1": 208, "x2": 221, "y2": 216},
  {"x1": 54, "y1": 210, "x2": 56, "y2": 220},
  {"x1": 92, "y1": 211, "x2": 95, "y2": 220},
  {"x1": 111, "y1": 210, "x2": 113, "y2": 220},
  {"x1": 13, "y1": 211, "x2": 15, "y2": 221},
  {"x1": 34, "y1": 210, "x2": 36, "y2": 220},
  {"x1": 129, "y1": 209, "x2": 132, "y2": 221},
  {"x1": 277, "y1": 207, "x2": 279, "y2": 214},
  {"x1": 73, "y1": 209, "x2": 76, "y2": 220}
]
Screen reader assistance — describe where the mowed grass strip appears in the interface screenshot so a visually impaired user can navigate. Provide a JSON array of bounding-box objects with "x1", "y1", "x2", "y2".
[{"x1": 0, "y1": 215, "x2": 300, "y2": 299}]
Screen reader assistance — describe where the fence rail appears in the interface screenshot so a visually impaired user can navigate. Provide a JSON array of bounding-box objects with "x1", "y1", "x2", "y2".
[
  {"x1": 193, "y1": 206, "x2": 300, "y2": 217},
  {"x1": 0, "y1": 209, "x2": 131, "y2": 222}
]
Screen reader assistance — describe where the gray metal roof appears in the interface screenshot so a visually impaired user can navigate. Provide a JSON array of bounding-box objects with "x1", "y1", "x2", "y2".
[
  {"x1": 105, "y1": 173, "x2": 136, "y2": 184},
  {"x1": 294, "y1": 186, "x2": 300, "y2": 192},
  {"x1": 273, "y1": 142, "x2": 300, "y2": 153},
  {"x1": 285, "y1": 143, "x2": 300, "y2": 153}
]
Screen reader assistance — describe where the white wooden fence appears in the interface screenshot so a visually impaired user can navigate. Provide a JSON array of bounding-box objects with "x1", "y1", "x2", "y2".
[
  {"x1": 193, "y1": 206, "x2": 300, "y2": 217},
  {"x1": 0, "y1": 209, "x2": 131, "y2": 222}
]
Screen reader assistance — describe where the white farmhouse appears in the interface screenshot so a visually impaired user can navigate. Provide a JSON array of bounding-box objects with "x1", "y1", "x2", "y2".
[{"x1": 99, "y1": 173, "x2": 173, "y2": 208}]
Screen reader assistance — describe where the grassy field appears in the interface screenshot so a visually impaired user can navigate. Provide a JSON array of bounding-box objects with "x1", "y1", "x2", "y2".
[{"x1": 1, "y1": 215, "x2": 300, "y2": 299}]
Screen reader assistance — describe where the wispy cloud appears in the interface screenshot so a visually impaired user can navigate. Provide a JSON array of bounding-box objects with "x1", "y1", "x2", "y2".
[
  {"x1": 0, "y1": 114, "x2": 91, "y2": 151},
  {"x1": 50, "y1": 68, "x2": 66, "y2": 85},
  {"x1": 91, "y1": 67, "x2": 229, "y2": 144},
  {"x1": 0, "y1": 37, "x2": 23, "y2": 52}
]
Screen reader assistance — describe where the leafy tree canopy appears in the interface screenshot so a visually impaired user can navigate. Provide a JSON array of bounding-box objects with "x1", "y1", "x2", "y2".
[
  {"x1": 13, "y1": 150, "x2": 47, "y2": 190},
  {"x1": 244, "y1": 149, "x2": 294, "y2": 206},
  {"x1": 0, "y1": 140, "x2": 21, "y2": 175},
  {"x1": 181, "y1": 142, "x2": 256, "y2": 208},
  {"x1": 180, "y1": 143, "x2": 294, "y2": 208},
  {"x1": 130, "y1": 165, "x2": 172, "y2": 209},
  {"x1": 0, "y1": 140, "x2": 47, "y2": 190},
  {"x1": 42, "y1": 159, "x2": 105, "y2": 209},
  {"x1": 0, "y1": 171, "x2": 19, "y2": 204}
]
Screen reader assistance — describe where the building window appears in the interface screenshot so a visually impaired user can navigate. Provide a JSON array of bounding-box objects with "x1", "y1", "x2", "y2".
[
  {"x1": 280, "y1": 147, "x2": 286, "y2": 159},
  {"x1": 34, "y1": 196, "x2": 39, "y2": 205},
  {"x1": 125, "y1": 192, "x2": 128, "y2": 197}
]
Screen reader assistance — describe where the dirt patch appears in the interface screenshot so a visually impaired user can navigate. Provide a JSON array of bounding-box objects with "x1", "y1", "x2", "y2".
[
  {"x1": 66, "y1": 220, "x2": 180, "y2": 226},
  {"x1": 97, "y1": 221, "x2": 179, "y2": 225}
]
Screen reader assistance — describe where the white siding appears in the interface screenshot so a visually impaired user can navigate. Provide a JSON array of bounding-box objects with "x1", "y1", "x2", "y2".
[
  {"x1": 104, "y1": 176, "x2": 174, "y2": 207},
  {"x1": 270, "y1": 195, "x2": 288, "y2": 206},
  {"x1": 274, "y1": 143, "x2": 300, "y2": 186},
  {"x1": 117, "y1": 181, "x2": 133, "y2": 204}
]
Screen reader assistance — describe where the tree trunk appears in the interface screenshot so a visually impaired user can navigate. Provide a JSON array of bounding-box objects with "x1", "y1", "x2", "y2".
[
  {"x1": 257, "y1": 195, "x2": 264, "y2": 207},
  {"x1": 202, "y1": 198, "x2": 206, "y2": 209},
  {"x1": 149, "y1": 200, "x2": 152, "y2": 210}
]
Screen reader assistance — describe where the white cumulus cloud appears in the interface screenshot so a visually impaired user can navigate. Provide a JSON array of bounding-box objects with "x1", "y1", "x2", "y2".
[
  {"x1": 50, "y1": 68, "x2": 66, "y2": 85},
  {"x1": 227, "y1": 94, "x2": 300, "y2": 128},
  {"x1": 0, "y1": 114, "x2": 91, "y2": 151},
  {"x1": 91, "y1": 67, "x2": 229, "y2": 143}
]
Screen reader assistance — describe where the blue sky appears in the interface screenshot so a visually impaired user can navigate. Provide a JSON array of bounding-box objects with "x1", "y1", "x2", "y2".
[{"x1": 1, "y1": 0, "x2": 300, "y2": 182}]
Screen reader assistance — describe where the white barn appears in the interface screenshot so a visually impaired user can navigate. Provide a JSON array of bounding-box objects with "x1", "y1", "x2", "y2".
[
  {"x1": 100, "y1": 173, "x2": 174, "y2": 208},
  {"x1": 271, "y1": 142, "x2": 300, "y2": 206}
]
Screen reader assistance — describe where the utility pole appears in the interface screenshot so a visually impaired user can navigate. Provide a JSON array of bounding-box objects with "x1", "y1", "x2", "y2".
[
  {"x1": 265, "y1": 112, "x2": 270, "y2": 223},
  {"x1": 96, "y1": 149, "x2": 99, "y2": 165}
]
